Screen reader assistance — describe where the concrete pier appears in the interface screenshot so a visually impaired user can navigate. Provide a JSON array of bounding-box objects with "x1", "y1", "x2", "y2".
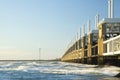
[
  {"x1": 61, "y1": 0, "x2": 120, "y2": 66},
  {"x1": 61, "y1": 18, "x2": 120, "y2": 66}
]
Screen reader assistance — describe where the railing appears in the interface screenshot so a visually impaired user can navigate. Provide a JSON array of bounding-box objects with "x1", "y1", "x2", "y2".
[{"x1": 103, "y1": 35, "x2": 120, "y2": 56}]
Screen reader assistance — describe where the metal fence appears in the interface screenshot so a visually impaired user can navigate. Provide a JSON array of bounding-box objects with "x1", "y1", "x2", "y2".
[{"x1": 103, "y1": 35, "x2": 120, "y2": 56}]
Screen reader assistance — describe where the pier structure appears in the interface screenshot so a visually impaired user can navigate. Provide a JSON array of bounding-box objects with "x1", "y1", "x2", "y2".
[
  {"x1": 61, "y1": 0, "x2": 120, "y2": 66},
  {"x1": 98, "y1": 18, "x2": 120, "y2": 65}
]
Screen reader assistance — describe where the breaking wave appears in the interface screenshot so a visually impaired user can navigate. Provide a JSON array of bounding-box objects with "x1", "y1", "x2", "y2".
[{"x1": 0, "y1": 61, "x2": 119, "y2": 80}]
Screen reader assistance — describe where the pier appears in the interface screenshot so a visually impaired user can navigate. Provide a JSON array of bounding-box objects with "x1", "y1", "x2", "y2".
[{"x1": 61, "y1": 0, "x2": 120, "y2": 66}]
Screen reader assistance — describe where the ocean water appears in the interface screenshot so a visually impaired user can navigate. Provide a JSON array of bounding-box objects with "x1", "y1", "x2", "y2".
[{"x1": 0, "y1": 61, "x2": 120, "y2": 80}]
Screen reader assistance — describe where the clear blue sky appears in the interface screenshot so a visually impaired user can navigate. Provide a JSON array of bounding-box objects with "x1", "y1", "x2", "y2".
[{"x1": 0, "y1": 0, "x2": 120, "y2": 60}]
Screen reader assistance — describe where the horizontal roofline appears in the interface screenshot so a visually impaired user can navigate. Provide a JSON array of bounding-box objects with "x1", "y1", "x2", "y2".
[{"x1": 98, "y1": 18, "x2": 120, "y2": 26}]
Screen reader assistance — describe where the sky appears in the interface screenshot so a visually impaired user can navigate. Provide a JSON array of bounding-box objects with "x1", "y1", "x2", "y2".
[{"x1": 0, "y1": 0, "x2": 120, "y2": 60}]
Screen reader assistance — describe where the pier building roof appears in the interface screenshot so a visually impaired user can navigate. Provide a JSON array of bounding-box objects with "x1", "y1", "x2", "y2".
[{"x1": 98, "y1": 18, "x2": 120, "y2": 26}]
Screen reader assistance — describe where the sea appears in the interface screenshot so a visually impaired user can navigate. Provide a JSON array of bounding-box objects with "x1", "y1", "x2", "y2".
[{"x1": 0, "y1": 61, "x2": 120, "y2": 80}]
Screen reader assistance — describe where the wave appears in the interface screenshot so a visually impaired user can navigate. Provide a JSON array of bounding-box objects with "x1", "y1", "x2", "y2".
[{"x1": 0, "y1": 61, "x2": 119, "y2": 77}]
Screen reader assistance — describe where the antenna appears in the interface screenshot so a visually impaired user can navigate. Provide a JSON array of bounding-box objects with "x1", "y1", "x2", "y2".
[
  {"x1": 108, "y1": 0, "x2": 114, "y2": 18},
  {"x1": 87, "y1": 20, "x2": 90, "y2": 33},
  {"x1": 82, "y1": 25, "x2": 85, "y2": 37},
  {"x1": 108, "y1": 0, "x2": 111, "y2": 18},
  {"x1": 74, "y1": 35, "x2": 76, "y2": 50},
  {"x1": 111, "y1": 0, "x2": 114, "y2": 18},
  {"x1": 80, "y1": 27, "x2": 81, "y2": 48},
  {"x1": 80, "y1": 27, "x2": 81, "y2": 39},
  {"x1": 77, "y1": 32, "x2": 79, "y2": 49},
  {"x1": 95, "y1": 14, "x2": 99, "y2": 29},
  {"x1": 39, "y1": 48, "x2": 41, "y2": 61},
  {"x1": 81, "y1": 25, "x2": 85, "y2": 48}
]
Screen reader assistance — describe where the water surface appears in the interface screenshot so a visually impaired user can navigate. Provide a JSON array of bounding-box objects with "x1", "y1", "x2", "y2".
[{"x1": 0, "y1": 61, "x2": 120, "y2": 80}]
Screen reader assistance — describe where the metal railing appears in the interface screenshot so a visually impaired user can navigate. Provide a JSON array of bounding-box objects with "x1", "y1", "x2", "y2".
[{"x1": 103, "y1": 35, "x2": 120, "y2": 56}]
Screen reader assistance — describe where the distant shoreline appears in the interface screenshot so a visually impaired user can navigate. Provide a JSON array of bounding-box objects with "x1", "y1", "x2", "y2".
[{"x1": 0, "y1": 59, "x2": 61, "y2": 62}]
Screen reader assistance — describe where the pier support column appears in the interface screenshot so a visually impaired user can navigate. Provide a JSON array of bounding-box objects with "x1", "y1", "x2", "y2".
[
  {"x1": 81, "y1": 47, "x2": 85, "y2": 64},
  {"x1": 117, "y1": 56, "x2": 120, "y2": 66},
  {"x1": 98, "y1": 38, "x2": 104, "y2": 65},
  {"x1": 81, "y1": 36, "x2": 85, "y2": 64},
  {"x1": 87, "y1": 30, "x2": 92, "y2": 64},
  {"x1": 97, "y1": 20, "x2": 107, "y2": 65},
  {"x1": 87, "y1": 44, "x2": 92, "y2": 64},
  {"x1": 87, "y1": 57, "x2": 91, "y2": 64},
  {"x1": 81, "y1": 58, "x2": 84, "y2": 64},
  {"x1": 98, "y1": 56, "x2": 104, "y2": 65}
]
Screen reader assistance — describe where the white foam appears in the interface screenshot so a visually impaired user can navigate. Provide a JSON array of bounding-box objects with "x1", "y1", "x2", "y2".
[
  {"x1": 37, "y1": 63, "x2": 120, "y2": 76},
  {"x1": 0, "y1": 61, "x2": 119, "y2": 77}
]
